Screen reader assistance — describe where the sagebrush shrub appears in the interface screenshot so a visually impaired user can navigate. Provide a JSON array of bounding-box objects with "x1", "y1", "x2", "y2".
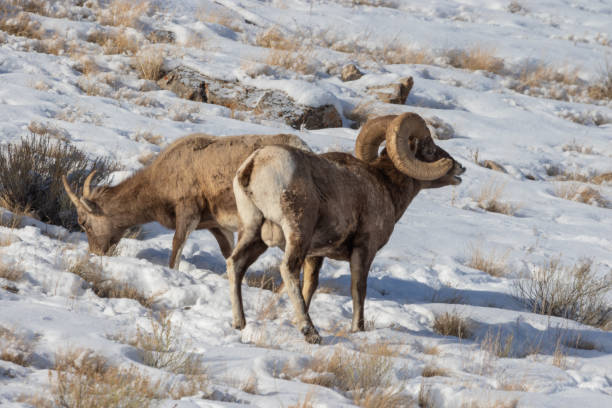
[
  {"x1": 0, "y1": 135, "x2": 119, "y2": 230},
  {"x1": 513, "y1": 258, "x2": 612, "y2": 328}
]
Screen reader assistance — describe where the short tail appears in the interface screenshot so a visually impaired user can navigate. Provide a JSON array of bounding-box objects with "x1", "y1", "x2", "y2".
[{"x1": 236, "y1": 152, "x2": 256, "y2": 189}]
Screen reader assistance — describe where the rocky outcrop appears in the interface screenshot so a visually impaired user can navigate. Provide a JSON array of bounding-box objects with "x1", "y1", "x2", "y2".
[
  {"x1": 157, "y1": 66, "x2": 342, "y2": 129},
  {"x1": 341, "y1": 64, "x2": 363, "y2": 82},
  {"x1": 370, "y1": 76, "x2": 413, "y2": 105}
]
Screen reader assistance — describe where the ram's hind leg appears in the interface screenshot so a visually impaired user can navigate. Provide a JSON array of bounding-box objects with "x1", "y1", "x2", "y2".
[
  {"x1": 227, "y1": 174, "x2": 267, "y2": 330},
  {"x1": 278, "y1": 196, "x2": 321, "y2": 344},
  {"x1": 302, "y1": 256, "x2": 323, "y2": 312},
  {"x1": 226, "y1": 231, "x2": 266, "y2": 329},
  {"x1": 211, "y1": 227, "x2": 234, "y2": 259}
]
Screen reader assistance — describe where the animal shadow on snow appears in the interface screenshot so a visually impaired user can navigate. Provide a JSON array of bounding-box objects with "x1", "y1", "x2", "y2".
[{"x1": 135, "y1": 247, "x2": 227, "y2": 273}]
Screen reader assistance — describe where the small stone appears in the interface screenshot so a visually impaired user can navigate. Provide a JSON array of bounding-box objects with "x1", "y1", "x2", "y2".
[{"x1": 341, "y1": 64, "x2": 363, "y2": 82}]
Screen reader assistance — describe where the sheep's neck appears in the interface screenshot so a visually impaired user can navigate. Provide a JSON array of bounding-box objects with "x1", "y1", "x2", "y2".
[
  {"x1": 372, "y1": 159, "x2": 422, "y2": 222},
  {"x1": 95, "y1": 172, "x2": 157, "y2": 228}
]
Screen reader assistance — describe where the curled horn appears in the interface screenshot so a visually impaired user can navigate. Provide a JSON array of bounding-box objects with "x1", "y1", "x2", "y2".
[
  {"x1": 62, "y1": 175, "x2": 94, "y2": 213},
  {"x1": 83, "y1": 170, "x2": 96, "y2": 198},
  {"x1": 355, "y1": 115, "x2": 396, "y2": 162},
  {"x1": 385, "y1": 113, "x2": 453, "y2": 181},
  {"x1": 355, "y1": 113, "x2": 453, "y2": 181},
  {"x1": 62, "y1": 176, "x2": 81, "y2": 209}
]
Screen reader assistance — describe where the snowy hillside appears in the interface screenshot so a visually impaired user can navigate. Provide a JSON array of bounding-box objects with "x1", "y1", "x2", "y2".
[{"x1": 1, "y1": 1, "x2": 611, "y2": 407}]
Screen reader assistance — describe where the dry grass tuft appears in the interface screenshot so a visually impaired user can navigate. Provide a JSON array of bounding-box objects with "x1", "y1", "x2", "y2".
[
  {"x1": 28, "y1": 120, "x2": 70, "y2": 142},
  {"x1": 554, "y1": 182, "x2": 609, "y2": 207},
  {"x1": 0, "y1": 10, "x2": 43, "y2": 40},
  {"x1": 467, "y1": 244, "x2": 510, "y2": 277},
  {"x1": 461, "y1": 399, "x2": 519, "y2": 408},
  {"x1": 240, "y1": 375, "x2": 258, "y2": 394},
  {"x1": 87, "y1": 28, "x2": 139, "y2": 55},
  {"x1": 0, "y1": 325, "x2": 34, "y2": 366},
  {"x1": 552, "y1": 336, "x2": 567, "y2": 369},
  {"x1": 513, "y1": 257, "x2": 612, "y2": 328},
  {"x1": 498, "y1": 378, "x2": 528, "y2": 392},
  {"x1": 198, "y1": 8, "x2": 243, "y2": 32},
  {"x1": 433, "y1": 311, "x2": 473, "y2": 339},
  {"x1": 372, "y1": 43, "x2": 435, "y2": 66},
  {"x1": 515, "y1": 63, "x2": 579, "y2": 90},
  {"x1": 423, "y1": 344, "x2": 440, "y2": 356},
  {"x1": 96, "y1": 0, "x2": 150, "y2": 28},
  {"x1": 475, "y1": 179, "x2": 517, "y2": 216},
  {"x1": 50, "y1": 349, "x2": 162, "y2": 407},
  {"x1": 303, "y1": 342, "x2": 409, "y2": 407},
  {"x1": 562, "y1": 139, "x2": 594, "y2": 154},
  {"x1": 255, "y1": 291, "x2": 283, "y2": 322},
  {"x1": 133, "y1": 130, "x2": 164, "y2": 146},
  {"x1": 588, "y1": 62, "x2": 612, "y2": 100},
  {"x1": 417, "y1": 381, "x2": 434, "y2": 408},
  {"x1": 133, "y1": 47, "x2": 165, "y2": 81},
  {"x1": 445, "y1": 46, "x2": 505, "y2": 74},
  {"x1": 0, "y1": 211, "x2": 23, "y2": 229},
  {"x1": 128, "y1": 310, "x2": 206, "y2": 376},
  {"x1": 68, "y1": 254, "x2": 154, "y2": 308},
  {"x1": 256, "y1": 26, "x2": 298, "y2": 51},
  {"x1": 421, "y1": 364, "x2": 449, "y2": 377},
  {"x1": 288, "y1": 390, "x2": 315, "y2": 408},
  {"x1": 480, "y1": 327, "x2": 514, "y2": 358},
  {"x1": 245, "y1": 266, "x2": 282, "y2": 292},
  {"x1": 0, "y1": 258, "x2": 24, "y2": 282},
  {"x1": 266, "y1": 48, "x2": 319, "y2": 75}
]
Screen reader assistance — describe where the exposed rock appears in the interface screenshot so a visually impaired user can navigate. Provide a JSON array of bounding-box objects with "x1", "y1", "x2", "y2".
[
  {"x1": 147, "y1": 29, "x2": 175, "y2": 44},
  {"x1": 157, "y1": 67, "x2": 207, "y2": 102},
  {"x1": 158, "y1": 66, "x2": 343, "y2": 129},
  {"x1": 480, "y1": 160, "x2": 507, "y2": 173},
  {"x1": 425, "y1": 115, "x2": 454, "y2": 140},
  {"x1": 341, "y1": 64, "x2": 363, "y2": 82},
  {"x1": 371, "y1": 76, "x2": 413, "y2": 105}
]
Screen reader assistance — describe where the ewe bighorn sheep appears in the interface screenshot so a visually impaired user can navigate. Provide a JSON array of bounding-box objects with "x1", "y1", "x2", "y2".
[
  {"x1": 227, "y1": 113, "x2": 465, "y2": 343},
  {"x1": 62, "y1": 133, "x2": 311, "y2": 269}
]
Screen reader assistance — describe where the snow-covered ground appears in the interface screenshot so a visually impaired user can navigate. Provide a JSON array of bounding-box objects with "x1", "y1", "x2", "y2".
[{"x1": 1, "y1": 1, "x2": 611, "y2": 407}]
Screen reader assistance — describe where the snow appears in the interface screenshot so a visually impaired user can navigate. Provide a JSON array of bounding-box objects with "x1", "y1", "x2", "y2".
[{"x1": 1, "y1": 0, "x2": 611, "y2": 407}]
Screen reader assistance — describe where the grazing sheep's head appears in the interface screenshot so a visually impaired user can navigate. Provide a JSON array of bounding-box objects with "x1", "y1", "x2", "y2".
[
  {"x1": 355, "y1": 113, "x2": 465, "y2": 184},
  {"x1": 62, "y1": 171, "x2": 125, "y2": 255}
]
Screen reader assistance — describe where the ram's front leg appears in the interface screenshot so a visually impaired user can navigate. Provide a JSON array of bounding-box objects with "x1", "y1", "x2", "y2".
[
  {"x1": 349, "y1": 247, "x2": 374, "y2": 332},
  {"x1": 170, "y1": 206, "x2": 199, "y2": 269}
]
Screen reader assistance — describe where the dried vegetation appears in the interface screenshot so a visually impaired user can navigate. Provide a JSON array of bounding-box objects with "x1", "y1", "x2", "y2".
[
  {"x1": 0, "y1": 325, "x2": 35, "y2": 366},
  {"x1": 513, "y1": 257, "x2": 611, "y2": 328},
  {"x1": 0, "y1": 135, "x2": 119, "y2": 231},
  {"x1": 433, "y1": 311, "x2": 473, "y2": 339},
  {"x1": 68, "y1": 254, "x2": 154, "y2": 307},
  {"x1": 300, "y1": 342, "x2": 411, "y2": 408},
  {"x1": 467, "y1": 244, "x2": 510, "y2": 277}
]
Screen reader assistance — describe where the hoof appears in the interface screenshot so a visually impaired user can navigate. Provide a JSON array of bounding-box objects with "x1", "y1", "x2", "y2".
[
  {"x1": 301, "y1": 326, "x2": 321, "y2": 344},
  {"x1": 232, "y1": 319, "x2": 246, "y2": 330}
]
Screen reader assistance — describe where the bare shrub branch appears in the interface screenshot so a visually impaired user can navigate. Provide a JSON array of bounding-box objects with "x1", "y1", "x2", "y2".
[{"x1": 513, "y1": 257, "x2": 612, "y2": 328}]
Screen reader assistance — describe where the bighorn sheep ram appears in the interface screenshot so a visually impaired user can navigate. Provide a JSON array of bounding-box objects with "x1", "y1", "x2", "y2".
[
  {"x1": 227, "y1": 113, "x2": 465, "y2": 343},
  {"x1": 62, "y1": 133, "x2": 311, "y2": 269}
]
